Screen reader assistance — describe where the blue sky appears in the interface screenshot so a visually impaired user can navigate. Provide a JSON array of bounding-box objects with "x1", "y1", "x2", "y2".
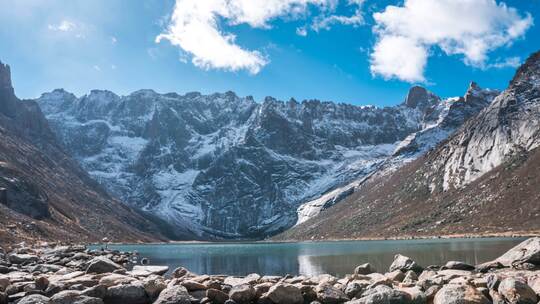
[{"x1": 0, "y1": 0, "x2": 538, "y2": 107}]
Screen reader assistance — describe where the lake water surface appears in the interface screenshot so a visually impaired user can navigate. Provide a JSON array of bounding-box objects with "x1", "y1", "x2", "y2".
[{"x1": 98, "y1": 237, "x2": 524, "y2": 277}]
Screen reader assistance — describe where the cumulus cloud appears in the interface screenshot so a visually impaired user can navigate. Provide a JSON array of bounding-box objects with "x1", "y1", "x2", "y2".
[
  {"x1": 157, "y1": 0, "x2": 363, "y2": 74},
  {"x1": 370, "y1": 0, "x2": 533, "y2": 82}
]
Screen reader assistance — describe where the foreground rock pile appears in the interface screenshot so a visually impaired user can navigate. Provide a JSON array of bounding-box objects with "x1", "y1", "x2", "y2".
[{"x1": 0, "y1": 238, "x2": 539, "y2": 304}]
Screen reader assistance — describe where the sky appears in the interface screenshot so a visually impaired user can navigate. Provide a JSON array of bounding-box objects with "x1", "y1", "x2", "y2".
[{"x1": 0, "y1": 0, "x2": 538, "y2": 107}]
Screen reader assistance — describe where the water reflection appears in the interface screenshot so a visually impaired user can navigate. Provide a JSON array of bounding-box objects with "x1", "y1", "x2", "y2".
[{"x1": 99, "y1": 238, "x2": 524, "y2": 277}]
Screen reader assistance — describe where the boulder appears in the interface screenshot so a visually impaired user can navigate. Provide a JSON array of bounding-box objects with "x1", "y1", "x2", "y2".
[
  {"x1": 98, "y1": 274, "x2": 136, "y2": 287},
  {"x1": 17, "y1": 294, "x2": 50, "y2": 304},
  {"x1": 229, "y1": 284, "x2": 256, "y2": 303},
  {"x1": 50, "y1": 290, "x2": 83, "y2": 304},
  {"x1": 433, "y1": 284, "x2": 490, "y2": 304},
  {"x1": 8, "y1": 254, "x2": 38, "y2": 265},
  {"x1": 385, "y1": 270, "x2": 405, "y2": 282},
  {"x1": 349, "y1": 285, "x2": 411, "y2": 304},
  {"x1": 154, "y1": 285, "x2": 191, "y2": 304},
  {"x1": 345, "y1": 281, "x2": 369, "y2": 298},
  {"x1": 316, "y1": 283, "x2": 349, "y2": 304},
  {"x1": 443, "y1": 261, "x2": 475, "y2": 271},
  {"x1": 206, "y1": 288, "x2": 229, "y2": 304},
  {"x1": 492, "y1": 238, "x2": 540, "y2": 267},
  {"x1": 104, "y1": 283, "x2": 148, "y2": 304},
  {"x1": 403, "y1": 271, "x2": 418, "y2": 284},
  {"x1": 389, "y1": 255, "x2": 423, "y2": 274},
  {"x1": 49, "y1": 290, "x2": 102, "y2": 304},
  {"x1": 398, "y1": 286, "x2": 426, "y2": 304},
  {"x1": 0, "y1": 277, "x2": 9, "y2": 291},
  {"x1": 172, "y1": 267, "x2": 188, "y2": 278},
  {"x1": 354, "y1": 264, "x2": 375, "y2": 276},
  {"x1": 527, "y1": 275, "x2": 540, "y2": 296},
  {"x1": 130, "y1": 265, "x2": 169, "y2": 276},
  {"x1": 81, "y1": 285, "x2": 108, "y2": 299},
  {"x1": 225, "y1": 273, "x2": 260, "y2": 286},
  {"x1": 182, "y1": 280, "x2": 207, "y2": 291},
  {"x1": 85, "y1": 257, "x2": 122, "y2": 274},
  {"x1": 265, "y1": 284, "x2": 303, "y2": 304},
  {"x1": 142, "y1": 275, "x2": 167, "y2": 299},
  {"x1": 497, "y1": 278, "x2": 537, "y2": 304}
]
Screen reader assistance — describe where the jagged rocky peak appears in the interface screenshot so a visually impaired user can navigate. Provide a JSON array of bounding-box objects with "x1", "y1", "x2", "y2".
[
  {"x1": 0, "y1": 60, "x2": 12, "y2": 90},
  {"x1": 404, "y1": 86, "x2": 439, "y2": 109},
  {"x1": 510, "y1": 50, "x2": 540, "y2": 91}
]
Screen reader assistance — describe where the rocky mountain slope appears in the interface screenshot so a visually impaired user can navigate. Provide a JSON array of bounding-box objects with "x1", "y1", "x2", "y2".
[
  {"x1": 35, "y1": 76, "x2": 498, "y2": 239},
  {"x1": 0, "y1": 61, "x2": 171, "y2": 245},
  {"x1": 275, "y1": 51, "x2": 540, "y2": 241}
]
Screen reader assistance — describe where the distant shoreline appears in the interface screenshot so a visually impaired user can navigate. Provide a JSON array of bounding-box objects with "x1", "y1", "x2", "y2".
[{"x1": 88, "y1": 230, "x2": 539, "y2": 246}]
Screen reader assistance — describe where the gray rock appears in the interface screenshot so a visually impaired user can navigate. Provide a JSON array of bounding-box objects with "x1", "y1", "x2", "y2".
[
  {"x1": 385, "y1": 270, "x2": 405, "y2": 282},
  {"x1": 316, "y1": 284, "x2": 349, "y2": 304},
  {"x1": 229, "y1": 284, "x2": 256, "y2": 304},
  {"x1": 443, "y1": 261, "x2": 475, "y2": 271},
  {"x1": 389, "y1": 255, "x2": 423, "y2": 274},
  {"x1": 0, "y1": 291, "x2": 6, "y2": 304},
  {"x1": 81, "y1": 285, "x2": 108, "y2": 299},
  {"x1": 182, "y1": 280, "x2": 207, "y2": 291},
  {"x1": 50, "y1": 290, "x2": 83, "y2": 304},
  {"x1": 265, "y1": 284, "x2": 303, "y2": 304},
  {"x1": 493, "y1": 238, "x2": 540, "y2": 267},
  {"x1": 354, "y1": 264, "x2": 375, "y2": 276},
  {"x1": 142, "y1": 275, "x2": 166, "y2": 299},
  {"x1": 85, "y1": 257, "x2": 122, "y2": 274},
  {"x1": 154, "y1": 285, "x2": 191, "y2": 304},
  {"x1": 206, "y1": 288, "x2": 229, "y2": 304},
  {"x1": 16, "y1": 294, "x2": 50, "y2": 304},
  {"x1": 433, "y1": 284, "x2": 490, "y2": 304},
  {"x1": 0, "y1": 277, "x2": 9, "y2": 291},
  {"x1": 8, "y1": 254, "x2": 38, "y2": 264},
  {"x1": 345, "y1": 282, "x2": 368, "y2": 298},
  {"x1": 130, "y1": 265, "x2": 169, "y2": 276},
  {"x1": 104, "y1": 283, "x2": 148, "y2": 304},
  {"x1": 172, "y1": 267, "x2": 188, "y2": 278},
  {"x1": 349, "y1": 285, "x2": 411, "y2": 304},
  {"x1": 497, "y1": 278, "x2": 537, "y2": 304}
]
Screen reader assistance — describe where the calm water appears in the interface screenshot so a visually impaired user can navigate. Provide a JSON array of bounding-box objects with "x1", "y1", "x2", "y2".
[{"x1": 95, "y1": 238, "x2": 524, "y2": 277}]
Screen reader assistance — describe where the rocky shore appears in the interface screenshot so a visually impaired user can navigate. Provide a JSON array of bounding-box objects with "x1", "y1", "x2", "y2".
[{"x1": 0, "y1": 238, "x2": 539, "y2": 304}]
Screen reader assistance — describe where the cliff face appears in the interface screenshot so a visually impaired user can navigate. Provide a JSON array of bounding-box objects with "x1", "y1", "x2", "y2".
[
  {"x1": 275, "y1": 51, "x2": 540, "y2": 241},
  {"x1": 0, "y1": 61, "x2": 172, "y2": 245}
]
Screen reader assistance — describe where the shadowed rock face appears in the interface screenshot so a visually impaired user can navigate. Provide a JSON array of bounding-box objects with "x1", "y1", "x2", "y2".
[
  {"x1": 0, "y1": 60, "x2": 171, "y2": 245},
  {"x1": 34, "y1": 75, "x2": 497, "y2": 239}
]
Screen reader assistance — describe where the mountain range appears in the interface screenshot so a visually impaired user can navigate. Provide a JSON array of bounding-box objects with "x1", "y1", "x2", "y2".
[
  {"x1": 0, "y1": 50, "x2": 539, "y2": 243},
  {"x1": 34, "y1": 67, "x2": 498, "y2": 240}
]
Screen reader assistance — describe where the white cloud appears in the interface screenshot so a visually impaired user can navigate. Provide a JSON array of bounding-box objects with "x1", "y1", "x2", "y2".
[
  {"x1": 486, "y1": 56, "x2": 522, "y2": 69},
  {"x1": 157, "y1": 0, "x2": 364, "y2": 74},
  {"x1": 296, "y1": 27, "x2": 308, "y2": 36},
  {"x1": 111, "y1": 36, "x2": 117, "y2": 44},
  {"x1": 371, "y1": 36, "x2": 428, "y2": 82},
  {"x1": 370, "y1": 0, "x2": 533, "y2": 82},
  {"x1": 48, "y1": 20, "x2": 76, "y2": 32},
  {"x1": 311, "y1": 0, "x2": 365, "y2": 32}
]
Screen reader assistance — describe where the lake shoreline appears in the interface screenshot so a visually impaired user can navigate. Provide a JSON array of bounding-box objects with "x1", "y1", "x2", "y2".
[
  {"x1": 0, "y1": 238, "x2": 539, "y2": 304},
  {"x1": 87, "y1": 230, "x2": 539, "y2": 247}
]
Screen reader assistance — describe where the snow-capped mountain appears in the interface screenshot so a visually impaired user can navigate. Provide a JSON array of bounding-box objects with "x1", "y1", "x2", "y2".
[
  {"x1": 295, "y1": 84, "x2": 499, "y2": 224},
  {"x1": 35, "y1": 83, "x2": 497, "y2": 239},
  {"x1": 276, "y1": 50, "x2": 540, "y2": 242}
]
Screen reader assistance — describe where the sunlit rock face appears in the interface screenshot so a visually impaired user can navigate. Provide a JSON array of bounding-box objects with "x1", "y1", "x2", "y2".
[{"x1": 35, "y1": 82, "x2": 498, "y2": 239}]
